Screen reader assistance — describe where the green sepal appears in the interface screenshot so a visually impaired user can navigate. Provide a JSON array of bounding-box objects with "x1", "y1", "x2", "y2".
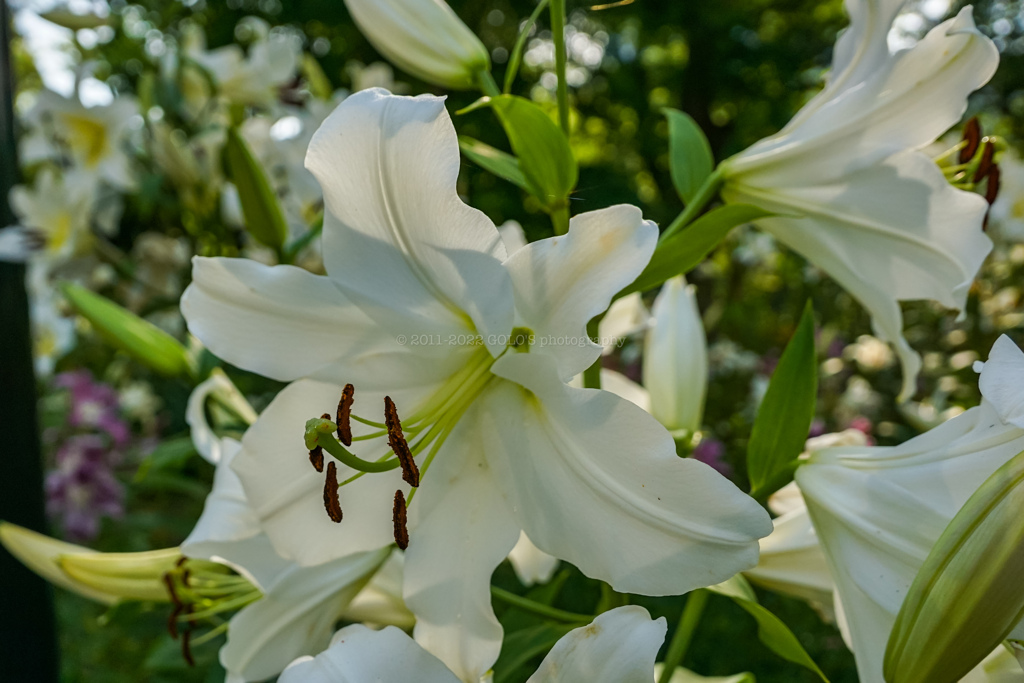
[
  {"x1": 666, "y1": 108, "x2": 714, "y2": 205},
  {"x1": 707, "y1": 575, "x2": 829, "y2": 682},
  {"x1": 224, "y1": 127, "x2": 289, "y2": 255},
  {"x1": 747, "y1": 301, "x2": 818, "y2": 501},
  {"x1": 61, "y1": 283, "x2": 193, "y2": 378}
]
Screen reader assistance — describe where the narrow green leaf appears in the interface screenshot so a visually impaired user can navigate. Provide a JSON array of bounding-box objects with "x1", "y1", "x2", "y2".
[
  {"x1": 488, "y1": 94, "x2": 578, "y2": 210},
  {"x1": 747, "y1": 301, "x2": 818, "y2": 500},
  {"x1": 134, "y1": 436, "x2": 198, "y2": 482},
  {"x1": 224, "y1": 127, "x2": 289, "y2": 253},
  {"x1": 459, "y1": 135, "x2": 530, "y2": 191},
  {"x1": 504, "y1": 0, "x2": 550, "y2": 93},
  {"x1": 61, "y1": 283, "x2": 193, "y2": 378},
  {"x1": 622, "y1": 204, "x2": 772, "y2": 297},
  {"x1": 301, "y1": 54, "x2": 333, "y2": 101},
  {"x1": 494, "y1": 622, "x2": 575, "y2": 683},
  {"x1": 707, "y1": 576, "x2": 829, "y2": 682},
  {"x1": 666, "y1": 109, "x2": 714, "y2": 205}
]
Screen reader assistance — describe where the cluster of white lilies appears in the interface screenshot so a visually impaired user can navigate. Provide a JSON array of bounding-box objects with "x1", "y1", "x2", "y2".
[{"x1": 5, "y1": 0, "x2": 1024, "y2": 682}]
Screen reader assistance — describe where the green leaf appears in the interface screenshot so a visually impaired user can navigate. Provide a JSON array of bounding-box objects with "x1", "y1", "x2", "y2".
[
  {"x1": 503, "y1": 0, "x2": 550, "y2": 93},
  {"x1": 134, "y1": 436, "x2": 199, "y2": 482},
  {"x1": 707, "y1": 575, "x2": 829, "y2": 682},
  {"x1": 61, "y1": 283, "x2": 193, "y2": 378},
  {"x1": 666, "y1": 109, "x2": 714, "y2": 205},
  {"x1": 747, "y1": 301, "x2": 818, "y2": 501},
  {"x1": 224, "y1": 127, "x2": 289, "y2": 254},
  {"x1": 488, "y1": 94, "x2": 578, "y2": 211},
  {"x1": 494, "y1": 622, "x2": 576, "y2": 683},
  {"x1": 459, "y1": 136, "x2": 530, "y2": 191},
  {"x1": 622, "y1": 204, "x2": 772, "y2": 297}
]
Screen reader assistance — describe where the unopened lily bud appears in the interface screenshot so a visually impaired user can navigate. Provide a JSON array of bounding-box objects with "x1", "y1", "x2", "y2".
[
  {"x1": 342, "y1": 0, "x2": 490, "y2": 90},
  {"x1": 643, "y1": 276, "x2": 708, "y2": 435},
  {"x1": 883, "y1": 447, "x2": 1024, "y2": 683}
]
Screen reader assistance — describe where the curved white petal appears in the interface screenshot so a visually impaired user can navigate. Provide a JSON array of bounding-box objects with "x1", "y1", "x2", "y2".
[
  {"x1": 484, "y1": 352, "x2": 772, "y2": 596},
  {"x1": 342, "y1": 0, "x2": 489, "y2": 90},
  {"x1": 186, "y1": 372, "x2": 256, "y2": 465},
  {"x1": 341, "y1": 549, "x2": 415, "y2": 628},
  {"x1": 183, "y1": 257, "x2": 453, "y2": 391},
  {"x1": 222, "y1": 547, "x2": 390, "y2": 683},
  {"x1": 306, "y1": 89, "x2": 514, "y2": 357},
  {"x1": 570, "y1": 369, "x2": 652, "y2": 412},
  {"x1": 527, "y1": 605, "x2": 666, "y2": 683},
  {"x1": 724, "y1": 151, "x2": 991, "y2": 400},
  {"x1": 278, "y1": 624, "x2": 461, "y2": 683},
  {"x1": 643, "y1": 276, "x2": 708, "y2": 433},
  {"x1": 600, "y1": 292, "x2": 651, "y2": 353},
  {"x1": 978, "y1": 335, "x2": 1024, "y2": 429},
  {"x1": 797, "y1": 399, "x2": 1024, "y2": 682},
  {"x1": 731, "y1": 8, "x2": 999, "y2": 181},
  {"x1": 503, "y1": 205, "x2": 658, "y2": 380},
  {"x1": 404, "y1": 411, "x2": 520, "y2": 683},
  {"x1": 0, "y1": 226, "x2": 31, "y2": 262},
  {"x1": 231, "y1": 379, "x2": 403, "y2": 567},
  {"x1": 508, "y1": 531, "x2": 560, "y2": 587},
  {"x1": 498, "y1": 220, "x2": 527, "y2": 256}
]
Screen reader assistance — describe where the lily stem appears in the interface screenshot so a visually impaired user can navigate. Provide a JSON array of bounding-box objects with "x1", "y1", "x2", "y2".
[
  {"x1": 550, "y1": 0, "x2": 570, "y2": 135},
  {"x1": 659, "y1": 169, "x2": 725, "y2": 243},
  {"x1": 657, "y1": 589, "x2": 709, "y2": 683},
  {"x1": 477, "y1": 70, "x2": 501, "y2": 97},
  {"x1": 490, "y1": 586, "x2": 593, "y2": 624},
  {"x1": 583, "y1": 316, "x2": 603, "y2": 389}
]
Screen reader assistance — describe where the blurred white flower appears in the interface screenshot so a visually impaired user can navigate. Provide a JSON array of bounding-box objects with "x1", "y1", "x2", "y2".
[
  {"x1": 188, "y1": 28, "x2": 301, "y2": 108},
  {"x1": 988, "y1": 150, "x2": 1024, "y2": 243},
  {"x1": 722, "y1": 3, "x2": 998, "y2": 400},
  {"x1": 0, "y1": 169, "x2": 97, "y2": 265}
]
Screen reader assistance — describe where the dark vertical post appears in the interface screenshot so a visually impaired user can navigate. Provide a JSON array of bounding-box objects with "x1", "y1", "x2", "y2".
[{"x1": 0, "y1": 1, "x2": 61, "y2": 679}]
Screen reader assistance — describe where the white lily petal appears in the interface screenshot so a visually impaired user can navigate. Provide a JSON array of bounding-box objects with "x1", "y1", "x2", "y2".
[
  {"x1": 527, "y1": 605, "x2": 666, "y2": 683},
  {"x1": 222, "y1": 547, "x2": 390, "y2": 683},
  {"x1": 570, "y1": 368, "x2": 652, "y2": 412},
  {"x1": 644, "y1": 276, "x2": 708, "y2": 433},
  {"x1": 182, "y1": 257, "x2": 451, "y2": 391},
  {"x1": 600, "y1": 292, "x2": 651, "y2": 353},
  {"x1": 498, "y1": 220, "x2": 528, "y2": 256},
  {"x1": 724, "y1": 151, "x2": 991, "y2": 400},
  {"x1": 404, "y1": 411, "x2": 520, "y2": 683},
  {"x1": 306, "y1": 89, "x2": 514, "y2": 357},
  {"x1": 0, "y1": 226, "x2": 31, "y2": 262},
  {"x1": 960, "y1": 647, "x2": 1024, "y2": 683},
  {"x1": 797, "y1": 393, "x2": 1024, "y2": 682},
  {"x1": 341, "y1": 549, "x2": 415, "y2": 629},
  {"x1": 231, "y1": 379, "x2": 402, "y2": 567},
  {"x1": 653, "y1": 665, "x2": 755, "y2": 683},
  {"x1": 186, "y1": 372, "x2": 236, "y2": 465},
  {"x1": 978, "y1": 335, "x2": 1024, "y2": 429},
  {"x1": 278, "y1": 624, "x2": 461, "y2": 683},
  {"x1": 485, "y1": 352, "x2": 772, "y2": 596},
  {"x1": 503, "y1": 205, "x2": 658, "y2": 380},
  {"x1": 508, "y1": 531, "x2": 560, "y2": 587}
]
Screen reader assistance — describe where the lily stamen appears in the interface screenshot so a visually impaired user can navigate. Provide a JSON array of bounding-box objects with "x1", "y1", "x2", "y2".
[
  {"x1": 393, "y1": 490, "x2": 409, "y2": 550},
  {"x1": 384, "y1": 396, "x2": 420, "y2": 487},
  {"x1": 337, "y1": 384, "x2": 354, "y2": 446},
  {"x1": 324, "y1": 461, "x2": 344, "y2": 523}
]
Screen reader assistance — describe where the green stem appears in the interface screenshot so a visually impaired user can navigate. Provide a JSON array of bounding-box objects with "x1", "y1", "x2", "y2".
[
  {"x1": 550, "y1": 204, "x2": 570, "y2": 235},
  {"x1": 659, "y1": 169, "x2": 725, "y2": 243},
  {"x1": 657, "y1": 590, "x2": 710, "y2": 683},
  {"x1": 477, "y1": 69, "x2": 501, "y2": 97},
  {"x1": 583, "y1": 316, "x2": 602, "y2": 389},
  {"x1": 490, "y1": 586, "x2": 593, "y2": 623},
  {"x1": 550, "y1": 0, "x2": 570, "y2": 135}
]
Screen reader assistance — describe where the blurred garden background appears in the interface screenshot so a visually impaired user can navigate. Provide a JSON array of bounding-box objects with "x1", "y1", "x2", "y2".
[{"x1": 4, "y1": 0, "x2": 1024, "y2": 680}]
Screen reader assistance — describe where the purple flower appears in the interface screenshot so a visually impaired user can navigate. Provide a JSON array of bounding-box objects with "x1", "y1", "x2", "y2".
[
  {"x1": 54, "y1": 371, "x2": 130, "y2": 447},
  {"x1": 692, "y1": 437, "x2": 732, "y2": 477},
  {"x1": 45, "y1": 434, "x2": 124, "y2": 541}
]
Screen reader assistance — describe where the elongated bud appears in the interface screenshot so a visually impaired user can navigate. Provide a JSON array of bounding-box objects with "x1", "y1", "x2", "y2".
[
  {"x1": 643, "y1": 276, "x2": 708, "y2": 435},
  {"x1": 61, "y1": 283, "x2": 193, "y2": 378},
  {"x1": 883, "y1": 447, "x2": 1024, "y2": 683},
  {"x1": 342, "y1": 0, "x2": 490, "y2": 90}
]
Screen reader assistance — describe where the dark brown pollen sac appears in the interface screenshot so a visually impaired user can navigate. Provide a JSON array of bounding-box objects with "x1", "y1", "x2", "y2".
[
  {"x1": 309, "y1": 445, "x2": 324, "y2": 473},
  {"x1": 323, "y1": 461, "x2": 344, "y2": 523},
  {"x1": 961, "y1": 117, "x2": 981, "y2": 164},
  {"x1": 384, "y1": 396, "x2": 420, "y2": 487},
  {"x1": 393, "y1": 489, "x2": 409, "y2": 550},
  {"x1": 181, "y1": 625, "x2": 196, "y2": 667},
  {"x1": 337, "y1": 384, "x2": 354, "y2": 447},
  {"x1": 974, "y1": 142, "x2": 996, "y2": 183},
  {"x1": 986, "y1": 165, "x2": 1002, "y2": 206}
]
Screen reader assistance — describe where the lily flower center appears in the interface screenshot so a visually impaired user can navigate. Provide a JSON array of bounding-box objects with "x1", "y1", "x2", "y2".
[{"x1": 933, "y1": 117, "x2": 1003, "y2": 213}]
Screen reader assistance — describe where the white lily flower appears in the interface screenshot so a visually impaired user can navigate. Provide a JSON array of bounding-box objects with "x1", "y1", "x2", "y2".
[
  {"x1": 508, "y1": 531, "x2": 560, "y2": 587},
  {"x1": 182, "y1": 89, "x2": 772, "y2": 682},
  {"x1": 21, "y1": 89, "x2": 138, "y2": 190},
  {"x1": 185, "y1": 369, "x2": 258, "y2": 465},
  {"x1": 279, "y1": 605, "x2": 666, "y2": 683},
  {"x1": 342, "y1": 0, "x2": 490, "y2": 90},
  {"x1": 720, "y1": 2, "x2": 998, "y2": 400},
  {"x1": 643, "y1": 276, "x2": 707, "y2": 434},
  {"x1": 794, "y1": 335, "x2": 1024, "y2": 682},
  {"x1": 0, "y1": 169, "x2": 97, "y2": 265},
  {"x1": 188, "y1": 30, "x2": 301, "y2": 108}
]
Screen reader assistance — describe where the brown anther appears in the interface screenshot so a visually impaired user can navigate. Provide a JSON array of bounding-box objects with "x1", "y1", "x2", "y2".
[
  {"x1": 393, "y1": 490, "x2": 409, "y2": 550},
  {"x1": 986, "y1": 165, "x2": 1002, "y2": 206},
  {"x1": 309, "y1": 445, "x2": 324, "y2": 472},
  {"x1": 974, "y1": 142, "x2": 996, "y2": 183},
  {"x1": 181, "y1": 622, "x2": 196, "y2": 667},
  {"x1": 337, "y1": 384, "x2": 354, "y2": 447},
  {"x1": 323, "y1": 461, "x2": 343, "y2": 523},
  {"x1": 384, "y1": 396, "x2": 420, "y2": 487},
  {"x1": 961, "y1": 117, "x2": 981, "y2": 163},
  {"x1": 162, "y1": 573, "x2": 182, "y2": 639}
]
